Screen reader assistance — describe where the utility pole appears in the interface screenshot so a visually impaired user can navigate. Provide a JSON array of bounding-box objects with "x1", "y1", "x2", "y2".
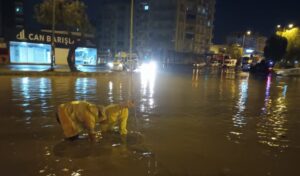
[
  {"x1": 51, "y1": 0, "x2": 56, "y2": 71},
  {"x1": 129, "y1": 0, "x2": 134, "y2": 72}
]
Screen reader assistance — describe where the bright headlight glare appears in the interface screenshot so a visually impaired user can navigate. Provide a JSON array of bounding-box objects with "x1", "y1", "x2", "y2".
[{"x1": 108, "y1": 62, "x2": 113, "y2": 68}]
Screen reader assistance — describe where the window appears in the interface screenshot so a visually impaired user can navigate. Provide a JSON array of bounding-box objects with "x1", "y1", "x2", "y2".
[
  {"x1": 75, "y1": 47, "x2": 97, "y2": 65},
  {"x1": 10, "y1": 42, "x2": 51, "y2": 64},
  {"x1": 185, "y1": 33, "x2": 195, "y2": 40},
  {"x1": 15, "y1": 6, "x2": 23, "y2": 15},
  {"x1": 144, "y1": 5, "x2": 149, "y2": 11}
]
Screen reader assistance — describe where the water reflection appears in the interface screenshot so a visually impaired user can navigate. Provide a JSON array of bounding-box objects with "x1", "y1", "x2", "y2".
[
  {"x1": 227, "y1": 75, "x2": 249, "y2": 143},
  {"x1": 192, "y1": 69, "x2": 199, "y2": 88},
  {"x1": 75, "y1": 78, "x2": 97, "y2": 101},
  {"x1": 108, "y1": 81, "x2": 114, "y2": 103},
  {"x1": 257, "y1": 75, "x2": 289, "y2": 149},
  {"x1": 140, "y1": 68, "x2": 156, "y2": 113},
  {"x1": 12, "y1": 77, "x2": 52, "y2": 118}
]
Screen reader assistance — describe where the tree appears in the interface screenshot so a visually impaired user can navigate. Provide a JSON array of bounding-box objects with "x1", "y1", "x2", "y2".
[
  {"x1": 35, "y1": 0, "x2": 93, "y2": 72},
  {"x1": 264, "y1": 35, "x2": 288, "y2": 62}
]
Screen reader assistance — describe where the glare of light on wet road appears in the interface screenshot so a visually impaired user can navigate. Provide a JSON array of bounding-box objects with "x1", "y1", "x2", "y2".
[
  {"x1": 257, "y1": 75, "x2": 289, "y2": 149},
  {"x1": 108, "y1": 81, "x2": 113, "y2": 103},
  {"x1": 140, "y1": 62, "x2": 157, "y2": 112},
  {"x1": 233, "y1": 78, "x2": 249, "y2": 127}
]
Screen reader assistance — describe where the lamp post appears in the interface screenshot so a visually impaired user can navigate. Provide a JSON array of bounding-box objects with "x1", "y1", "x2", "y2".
[
  {"x1": 242, "y1": 30, "x2": 251, "y2": 54},
  {"x1": 129, "y1": 0, "x2": 134, "y2": 72},
  {"x1": 50, "y1": 0, "x2": 56, "y2": 71}
]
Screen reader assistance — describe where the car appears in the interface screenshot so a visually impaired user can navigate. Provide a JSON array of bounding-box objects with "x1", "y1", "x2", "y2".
[
  {"x1": 223, "y1": 59, "x2": 237, "y2": 68},
  {"x1": 193, "y1": 62, "x2": 206, "y2": 68},
  {"x1": 108, "y1": 60, "x2": 125, "y2": 71}
]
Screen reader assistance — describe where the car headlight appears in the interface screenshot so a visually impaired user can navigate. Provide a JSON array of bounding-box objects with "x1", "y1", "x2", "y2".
[{"x1": 108, "y1": 62, "x2": 113, "y2": 68}]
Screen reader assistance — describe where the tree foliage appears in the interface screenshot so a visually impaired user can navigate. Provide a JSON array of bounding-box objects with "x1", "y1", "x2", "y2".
[
  {"x1": 35, "y1": 0, "x2": 93, "y2": 72},
  {"x1": 228, "y1": 44, "x2": 243, "y2": 59},
  {"x1": 35, "y1": 0, "x2": 92, "y2": 33},
  {"x1": 264, "y1": 35, "x2": 288, "y2": 62}
]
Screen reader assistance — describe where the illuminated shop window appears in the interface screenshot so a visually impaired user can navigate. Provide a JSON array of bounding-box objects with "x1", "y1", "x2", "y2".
[
  {"x1": 10, "y1": 41, "x2": 51, "y2": 64},
  {"x1": 75, "y1": 47, "x2": 97, "y2": 65},
  {"x1": 144, "y1": 5, "x2": 149, "y2": 11}
]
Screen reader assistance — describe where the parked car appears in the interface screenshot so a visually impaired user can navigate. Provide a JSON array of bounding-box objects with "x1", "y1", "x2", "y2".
[
  {"x1": 108, "y1": 59, "x2": 125, "y2": 71},
  {"x1": 223, "y1": 59, "x2": 237, "y2": 68}
]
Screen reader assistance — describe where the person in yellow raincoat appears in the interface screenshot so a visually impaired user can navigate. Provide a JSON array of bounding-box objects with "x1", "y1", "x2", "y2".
[
  {"x1": 56, "y1": 100, "x2": 134, "y2": 142},
  {"x1": 99, "y1": 100, "x2": 135, "y2": 136},
  {"x1": 56, "y1": 101, "x2": 105, "y2": 142}
]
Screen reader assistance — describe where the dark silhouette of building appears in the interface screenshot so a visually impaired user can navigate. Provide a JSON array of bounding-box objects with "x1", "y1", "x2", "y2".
[
  {"x1": 226, "y1": 32, "x2": 267, "y2": 54},
  {"x1": 175, "y1": 0, "x2": 215, "y2": 55},
  {"x1": 0, "y1": 0, "x2": 25, "y2": 38},
  {"x1": 96, "y1": 0, "x2": 131, "y2": 56},
  {"x1": 134, "y1": 0, "x2": 215, "y2": 63}
]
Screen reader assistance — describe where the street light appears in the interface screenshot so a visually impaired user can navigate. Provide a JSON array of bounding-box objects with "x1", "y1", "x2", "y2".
[
  {"x1": 288, "y1": 23, "x2": 294, "y2": 29},
  {"x1": 129, "y1": 0, "x2": 134, "y2": 72},
  {"x1": 242, "y1": 30, "x2": 251, "y2": 54}
]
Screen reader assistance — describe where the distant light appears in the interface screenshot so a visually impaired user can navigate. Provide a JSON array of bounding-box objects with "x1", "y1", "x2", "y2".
[
  {"x1": 16, "y1": 7, "x2": 20, "y2": 13},
  {"x1": 108, "y1": 62, "x2": 113, "y2": 68},
  {"x1": 277, "y1": 25, "x2": 281, "y2": 28},
  {"x1": 246, "y1": 30, "x2": 251, "y2": 35},
  {"x1": 144, "y1": 5, "x2": 149, "y2": 11},
  {"x1": 288, "y1": 24, "x2": 294, "y2": 29},
  {"x1": 245, "y1": 49, "x2": 254, "y2": 53}
]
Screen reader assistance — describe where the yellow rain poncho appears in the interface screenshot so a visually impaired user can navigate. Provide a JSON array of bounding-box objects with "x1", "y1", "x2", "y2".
[
  {"x1": 57, "y1": 101, "x2": 101, "y2": 138},
  {"x1": 100, "y1": 104, "x2": 129, "y2": 135}
]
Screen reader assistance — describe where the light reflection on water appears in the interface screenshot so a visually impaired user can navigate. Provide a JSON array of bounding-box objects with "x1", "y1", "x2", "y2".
[
  {"x1": 227, "y1": 74, "x2": 249, "y2": 143},
  {"x1": 12, "y1": 77, "x2": 53, "y2": 118},
  {"x1": 140, "y1": 67, "x2": 156, "y2": 113},
  {"x1": 257, "y1": 75, "x2": 289, "y2": 149}
]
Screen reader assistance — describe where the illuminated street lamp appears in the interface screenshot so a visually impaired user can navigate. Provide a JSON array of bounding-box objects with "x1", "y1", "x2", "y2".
[
  {"x1": 242, "y1": 30, "x2": 251, "y2": 54},
  {"x1": 288, "y1": 23, "x2": 294, "y2": 29},
  {"x1": 129, "y1": 0, "x2": 134, "y2": 72}
]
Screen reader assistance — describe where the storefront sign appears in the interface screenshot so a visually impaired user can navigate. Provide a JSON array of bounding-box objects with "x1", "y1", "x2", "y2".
[{"x1": 16, "y1": 29, "x2": 75, "y2": 46}]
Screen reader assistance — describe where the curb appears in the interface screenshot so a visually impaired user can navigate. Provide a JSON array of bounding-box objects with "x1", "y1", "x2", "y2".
[{"x1": 0, "y1": 71, "x2": 118, "y2": 77}]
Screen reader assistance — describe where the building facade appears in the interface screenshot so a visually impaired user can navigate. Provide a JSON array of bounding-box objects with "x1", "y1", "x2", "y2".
[
  {"x1": 0, "y1": 0, "x2": 25, "y2": 64},
  {"x1": 226, "y1": 32, "x2": 267, "y2": 55},
  {"x1": 175, "y1": 0, "x2": 215, "y2": 55},
  {"x1": 0, "y1": 0, "x2": 97, "y2": 66},
  {"x1": 133, "y1": 0, "x2": 215, "y2": 63},
  {"x1": 96, "y1": 0, "x2": 131, "y2": 57},
  {"x1": 0, "y1": 0, "x2": 25, "y2": 36}
]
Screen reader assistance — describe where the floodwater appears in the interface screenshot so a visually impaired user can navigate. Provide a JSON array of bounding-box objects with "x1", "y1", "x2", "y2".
[{"x1": 0, "y1": 67, "x2": 299, "y2": 176}]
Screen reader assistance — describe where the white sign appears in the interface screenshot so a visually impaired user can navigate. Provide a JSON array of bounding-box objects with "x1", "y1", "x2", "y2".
[{"x1": 16, "y1": 29, "x2": 75, "y2": 46}]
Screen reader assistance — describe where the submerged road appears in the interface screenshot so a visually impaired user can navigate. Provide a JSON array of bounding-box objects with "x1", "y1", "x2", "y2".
[{"x1": 0, "y1": 67, "x2": 299, "y2": 175}]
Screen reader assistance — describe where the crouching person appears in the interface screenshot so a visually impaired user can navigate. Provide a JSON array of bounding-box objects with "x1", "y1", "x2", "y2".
[
  {"x1": 100, "y1": 100, "x2": 135, "y2": 136},
  {"x1": 56, "y1": 101, "x2": 105, "y2": 142}
]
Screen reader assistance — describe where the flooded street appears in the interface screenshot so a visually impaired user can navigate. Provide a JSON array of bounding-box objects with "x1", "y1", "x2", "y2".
[{"x1": 0, "y1": 67, "x2": 300, "y2": 176}]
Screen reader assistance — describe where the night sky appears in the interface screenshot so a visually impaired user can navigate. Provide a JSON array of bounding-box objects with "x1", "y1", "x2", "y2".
[
  {"x1": 26, "y1": 0, "x2": 300, "y2": 44},
  {"x1": 214, "y1": 0, "x2": 300, "y2": 43}
]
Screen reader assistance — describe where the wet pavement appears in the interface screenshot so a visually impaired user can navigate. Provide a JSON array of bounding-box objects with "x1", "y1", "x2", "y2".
[
  {"x1": 0, "y1": 64, "x2": 110, "y2": 72},
  {"x1": 0, "y1": 67, "x2": 300, "y2": 176}
]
